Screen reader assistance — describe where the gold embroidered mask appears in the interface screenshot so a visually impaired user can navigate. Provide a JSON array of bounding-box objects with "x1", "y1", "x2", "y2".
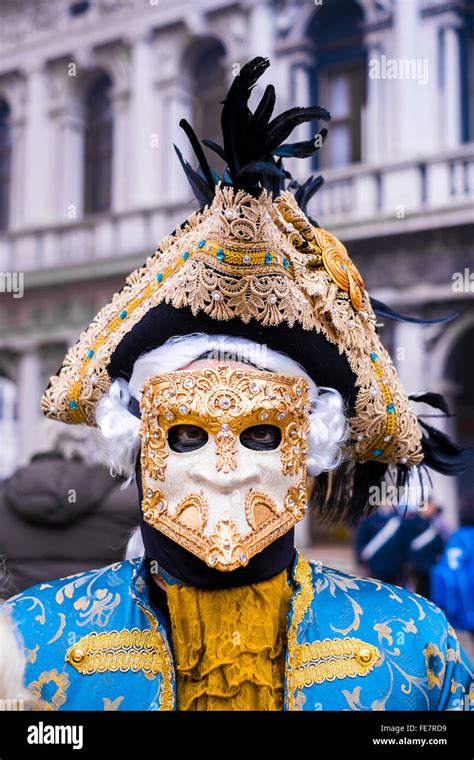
[{"x1": 139, "y1": 363, "x2": 310, "y2": 571}]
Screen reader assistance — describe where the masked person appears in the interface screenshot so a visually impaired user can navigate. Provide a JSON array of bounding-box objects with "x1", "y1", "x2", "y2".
[{"x1": 2, "y1": 58, "x2": 472, "y2": 712}]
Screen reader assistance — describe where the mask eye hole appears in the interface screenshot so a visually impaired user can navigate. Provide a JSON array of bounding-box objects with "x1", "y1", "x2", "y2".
[
  {"x1": 167, "y1": 425, "x2": 209, "y2": 452},
  {"x1": 239, "y1": 425, "x2": 281, "y2": 451}
]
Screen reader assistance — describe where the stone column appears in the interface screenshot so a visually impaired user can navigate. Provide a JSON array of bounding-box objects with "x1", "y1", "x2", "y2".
[
  {"x1": 22, "y1": 63, "x2": 53, "y2": 226},
  {"x1": 156, "y1": 75, "x2": 194, "y2": 203},
  {"x1": 54, "y1": 102, "x2": 85, "y2": 222},
  {"x1": 247, "y1": 0, "x2": 274, "y2": 61},
  {"x1": 392, "y1": 321, "x2": 426, "y2": 395},
  {"x1": 8, "y1": 114, "x2": 27, "y2": 232},
  {"x1": 365, "y1": 41, "x2": 386, "y2": 163},
  {"x1": 128, "y1": 31, "x2": 157, "y2": 208},
  {"x1": 110, "y1": 88, "x2": 131, "y2": 213},
  {"x1": 443, "y1": 25, "x2": 462, "y2": 149},
  {"x1": 16, "y1": 346, "x2": 42, "y2": 467},
  {"x1": 392, "y1": 0, "x2": 421, "y2": 156}
]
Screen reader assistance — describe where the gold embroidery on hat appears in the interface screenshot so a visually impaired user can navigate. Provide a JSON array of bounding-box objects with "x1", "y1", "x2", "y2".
[{"x1": 40, "y1": 186, "x2": 423, "y2": 468}]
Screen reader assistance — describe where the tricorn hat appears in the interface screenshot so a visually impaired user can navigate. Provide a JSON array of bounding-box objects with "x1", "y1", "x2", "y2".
[{"x1": 41, "y1": 58, "x2": 471, "y2": 520}]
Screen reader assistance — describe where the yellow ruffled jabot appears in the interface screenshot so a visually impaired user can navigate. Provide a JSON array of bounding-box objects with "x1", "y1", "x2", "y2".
[{"x1": 164, "y1": 570, "x2": 293, "y2": 711}]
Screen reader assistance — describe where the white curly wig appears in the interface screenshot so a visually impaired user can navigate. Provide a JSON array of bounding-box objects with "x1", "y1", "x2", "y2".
[{"x1": 96, "y1": 333, "x2": 349, "y2": 485}]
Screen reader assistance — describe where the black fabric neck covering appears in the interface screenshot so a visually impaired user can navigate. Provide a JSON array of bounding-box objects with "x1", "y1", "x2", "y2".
[{"x1": 131, "y1": 396, "x2": 295, "y2": 589}]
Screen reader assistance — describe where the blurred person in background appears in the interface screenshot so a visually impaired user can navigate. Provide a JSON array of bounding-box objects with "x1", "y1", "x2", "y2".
[
  {"x1": 421, "y1": 500, "x2": 452, "y2": 542},
  {"x1": 356, "y1": 500, "x2": 445, "y2": 597},
  {"x1": 431, "y1": 513, "x2": 474, "y2": 642},
  {"x1": 355, "y1": 504, "x2": 407, "y2": 586},
  {"x1": 0, "y1": 419, "x2": 139, "y2": 600},
  {"x1": 404, "y1": 503, "x2": 445, "y2": 598}
]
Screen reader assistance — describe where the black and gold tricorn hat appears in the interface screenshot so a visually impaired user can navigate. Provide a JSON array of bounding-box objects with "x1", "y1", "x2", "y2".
[{"x1": 41, "y1": 58, "x2": 471, "y2": 520}]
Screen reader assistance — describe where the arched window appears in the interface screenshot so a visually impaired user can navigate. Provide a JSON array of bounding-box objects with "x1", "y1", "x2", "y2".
[
  {"x1": 188, "y1": 39, "x2": 227, "y2": 170},
  {"x1": 308, "y1": 0, "x2": 366, "y2": 168},
  {"x1": 84, "y1": 73, "x2": 113, "y2": 214},
  {"x1": 0, "y1": 99, "x2": 12, "y2": 231}
]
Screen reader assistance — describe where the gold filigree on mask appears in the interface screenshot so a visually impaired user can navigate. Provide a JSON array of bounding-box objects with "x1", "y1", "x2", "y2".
[
  {"x1": 284, "y1": 481, "x2": 308, "y2": 519},
  {"x1": 245, "y1": 490, "x2": 279, "y2": 530},
  {"x1": 175, "y1": 492, "x2": 208, "y2": 532},
  {"x1": 139, "y1": 364, "x2": 311, "y2": 571},
  {"x1": 139, "y1": 363, "x2": 310, "y2": 481},
  {"x1": 142, "y1": 488, "x2": 167, "y2": 525},
  {"x1": 208, "y1": 517, "x2": 247, "y2": 568},
  {"x1": 141, "y1": 421, "x2": 168, "y2": 481},
  {"x1": 215, "y1": 425, "x2": 237, "y2": 473}
]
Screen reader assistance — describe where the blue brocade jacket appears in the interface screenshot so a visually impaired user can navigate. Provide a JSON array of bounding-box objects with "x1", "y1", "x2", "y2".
[{"x1": 3, "y1": 552, "x2": 472, "y2": 711}]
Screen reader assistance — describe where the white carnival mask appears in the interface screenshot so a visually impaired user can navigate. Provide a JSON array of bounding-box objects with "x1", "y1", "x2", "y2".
[{"x1": 139, "y1": 363, "x2": 310, "y2": 571}]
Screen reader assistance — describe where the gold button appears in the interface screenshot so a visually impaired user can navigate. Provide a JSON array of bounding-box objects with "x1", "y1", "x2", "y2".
[
  {"x1": 69, "y1": 647, "x2": 86, "y2": 665},
  {"x1": 356, "y1": 646, "x2": 375, "y2": 666}
]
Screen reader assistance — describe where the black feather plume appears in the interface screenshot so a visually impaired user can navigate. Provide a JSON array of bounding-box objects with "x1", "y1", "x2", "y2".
[
  {"x1": 201, "y1": 139, "x2": 227, "y2": 162},
  {"x1": 174, "y1": 56, "x2": 331, "y2": 203},
  {"x1": 265, "y1": 106, "x2": 330, "y2": 154},
  {"x1": 371, "y1": 297, "x2": 457, "y2": 325},
  {"x1": 178, "y1": 119, "x2": 216, "y2": 193},
  {"x1": 409, "y1": 392, "x2": 451, "y2": 416},
  {"x1": 418, "y1": 421, "x2": 474, "y2": 475},
  {"x1": 294, "y1": 175, "x2": 325, "y2": 215},
  {"x1": 173, "y1": 145, "x2": 214, "y2": 207}
]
